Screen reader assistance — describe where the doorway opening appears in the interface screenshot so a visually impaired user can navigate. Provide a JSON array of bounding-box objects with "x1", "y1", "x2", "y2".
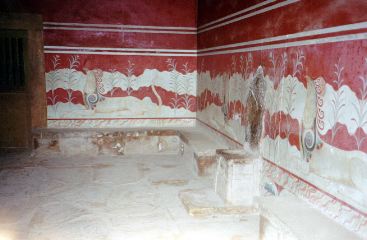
[{"x1": 0, "y1": 13, "x2": 46, "y2": 151}]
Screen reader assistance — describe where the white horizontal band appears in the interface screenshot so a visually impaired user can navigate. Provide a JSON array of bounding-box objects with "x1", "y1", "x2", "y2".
[
  {"x1": 43, "y1": 1, "x2": 295, "y2": 35},
  {"x1": 43, "y1": 26, "x2": 196, "y2": 35},
  {"x1": 44, "y1": 46, "x2": 197, "y2": 53},
  {"x1": 44, "y1": 21, "x2": 196, "y2": 30},
  {"x1": 198, "y1": 32, "x2": 367, "y2": 56},
  {"x1": 198, "y1": 21, "x2": 367, "y2": 52},
  {"x1": 44, "y1": 50, "x2": 197, "y2": 57},
  {"x1": 44, "y1": 21, "x2": 367, "y2": 57},
  {"x1": 198, "y1": 0, "x2": 276, "y2": 30},
  {"x1": 198, "y1": 0, "x2": 300, "y2": 34}
]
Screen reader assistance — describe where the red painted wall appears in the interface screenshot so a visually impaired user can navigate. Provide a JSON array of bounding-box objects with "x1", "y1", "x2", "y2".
[
  {"x1": 198, "y1": 0, "x2": 367, "y2": 49},
  {"x1": 197, "y1": 0, "x2": 367, "y2": 237},
  {"x1": 198, "y1": 0, "x2": 263, "y2": 26},
  {"x1": 3, "y1": 0, "x2": 197, "y2": 49},
  {"x1": 1, "y1": 0, "x2": 198, "y2": 125},
  {"x1": 197, "y1": 0, "x2": 367, "y2": 153},
  {"x1": 2, "y1": 0, "x2": 197, "y2": 27}
]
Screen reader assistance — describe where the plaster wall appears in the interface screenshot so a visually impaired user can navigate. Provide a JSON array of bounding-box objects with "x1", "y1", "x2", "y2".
[
  {"x1": 2, "y1": 0, "x2": 197, "y2": 128},
  {"x1": 2, "y1": 1, "x2": 367, "y2": 237},
  {"x1": 197, "y1": 0, "x2": 367, "y2": 238}
]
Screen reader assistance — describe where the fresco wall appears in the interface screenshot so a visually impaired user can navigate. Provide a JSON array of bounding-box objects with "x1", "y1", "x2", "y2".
[
  {"x1": 45, "y1": 54, "x2": 196, "y2": 127},
  {"x1": 197, "y1": 0, "x2": 367, "y2": 238},
  {"x1": 4, "y1": 0, "x2": 197, "y2": 127}
]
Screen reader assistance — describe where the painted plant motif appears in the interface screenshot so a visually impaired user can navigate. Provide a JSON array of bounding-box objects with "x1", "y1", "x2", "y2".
[
  {"x1": 329, "y1": 59, "x2": 346, "y2": 143},
  {"x1": 195, "y1": 41, "x2": 367, "y2": 240},
  {"x1": 352, "y1": 58, "x2": 367, "y2": 150},
  {"x1": 47, "y1": 55, "x2": 61, "y2": 115},
  {"x1": 269, "y1": 51, "x2": 288, "y2": 87},
  {"x1": 124, "y1": 60, "x2": 136, "y2": 96},
  {"x1": 167, "y1": 58, "x2": 181, "y2": 114},
  {"x1": 239, "y1": 53, "x2": 253, "y2": 81},
  {"x1": 180, "y1": 63, "x2": 194, "y2": 110},
  {"x1": 105, "y1": 69, "x2": 122, "y2": 97},
  {"x1": 65, "y1": 55, "x2": 80, "y2": 107},
  {"x1": 46, "y1": 54, "x2": 196, "y2": 119},
  {"x1": 231, "y1": 55, "x2": 237, "y2": 75},
  {"x1": 268, "y1": 51, "x2": 288, "y2": 161},
  {"x1": 285, "y1": 50, "x2": 305, "y2": 143},
  {"x1": 237, "y1": 53, "x2": 254, "y2": 123},
  {"x1": 292, "y1": 50, "x2": 305, "y2": 78}
]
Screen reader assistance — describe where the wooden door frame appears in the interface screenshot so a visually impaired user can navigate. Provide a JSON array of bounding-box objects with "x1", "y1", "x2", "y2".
[{"x1": 0, "y1": 13, "x2": 46, "y2": 149}]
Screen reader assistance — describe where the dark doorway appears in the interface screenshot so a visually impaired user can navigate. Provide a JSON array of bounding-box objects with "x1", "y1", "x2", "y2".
[
  {"x1": 0, "y1": 29, "x2": 29, "y2": 150},
  {"x1": 0, "y1": 13, "x2": 46, "y2": 151}
]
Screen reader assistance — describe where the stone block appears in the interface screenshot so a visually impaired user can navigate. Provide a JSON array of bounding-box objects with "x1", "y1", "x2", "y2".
[{"x1": 214, "y1": 149, "x2": 261, "y2": 206}]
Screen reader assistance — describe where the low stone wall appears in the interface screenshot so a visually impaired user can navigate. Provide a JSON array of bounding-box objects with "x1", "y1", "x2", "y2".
[{"x1": 33, "y1": 129, "x2": 182, "y2": 156}]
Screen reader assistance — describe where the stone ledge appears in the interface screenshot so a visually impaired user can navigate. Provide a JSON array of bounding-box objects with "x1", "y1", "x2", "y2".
[
  {"x1": 32, "y1": 128, "x2": 181, "y2": 155},
  {"x1": 179, "y1": 129, "x2": 236, "y2": 177},
  {"x1": 259, "y1": 196, "x2": 362, "y2": 240},
  {"x1": 216, "y1": 149, "x2": 255, "y2": 164},
  {"x1": 179, "y1": 188, "x2": 258, "y2": 217},
  {"x1": 32, "y1": 127, "x2": 238, "y2": 174}
]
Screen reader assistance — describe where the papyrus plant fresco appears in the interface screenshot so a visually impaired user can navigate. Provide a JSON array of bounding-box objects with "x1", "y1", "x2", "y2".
[
  {"x1": 124, "y1": 60, "x2": 136, "y2": 96},
  {"x1": 239, "y1": 53, "x2": 254, "y2": 118},
  {"x1": 196, "y1": 44, "x2": 367, "y2": 239},
  {"x1": 104, "y1": 61, "x2": 136, "y2": 97},
  {"x1": 165, "y1": 58, "x2": 197, "y2": 115},
  {"x1": 167, "y1": 58, "x2": 181, "y2": 114},
  {"x1": 45, "y1": 54, "x2": 196, "y2": 119},
  {"x1": 180, "y1": 62, "x2": 195, "y2": 111},
  {"x1": 286, "y1": 50, "x2": 305, "y2": 143},
  {"x1": 329, "y1": 59, "x2": 346, "y2": 143},
  {"x1": 239, "y1": 53, "x2": 253, "y2": 81},
  {"x1": 269, "y1": 51, "x2": 288, "y2": 87},
  {"x1": 64, "y1": 55, "x2": 80, "y2": 107},
  {"x1": 266, "y1": 49, "x2": 306, "y2": 164},
  {"x1": 352, "y1": 58, "x2": 367, "y2": 150},
  {"x1": 105, "y1": 69, "x2": 122, "y2": 97},
  {"x1": 46, "y1": 55, "x2": 61, "y2": 116},
  {"x1": 198, "y1": 43, "x2": 367, "y2": 156},
  {"x1": 315, "y1": 54, "x2": 367, "y2": 154},
  {"x1": 265, "y1": 51, "x2": 290, "y2": 162}
]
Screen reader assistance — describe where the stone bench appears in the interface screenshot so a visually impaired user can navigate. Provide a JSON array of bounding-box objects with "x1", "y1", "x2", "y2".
[
  {"x1": 32, "y1": 126, "x2": 232, "y2": 158},
  {"x1": 179, "y1": 128, "x2": 235, "y2": 177},
  {"x1": 32, "y1": 128, "x2": 181, "y2": 155},
  {"x1": 259, "y1": 196, "x2": 362, "y2": 240},
  {"x1": 33, "y1": 126, "x2": 243, "y2": 178}
]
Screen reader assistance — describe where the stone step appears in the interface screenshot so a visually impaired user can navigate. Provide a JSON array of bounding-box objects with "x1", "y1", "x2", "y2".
[{"x1": 179, "y1": 188, "x2": 257, "y2": 217}]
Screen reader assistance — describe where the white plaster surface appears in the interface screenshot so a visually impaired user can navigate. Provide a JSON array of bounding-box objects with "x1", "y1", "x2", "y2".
[
  {"x1": 0, "y1": 151, "x2": 259, "y2": 240},
  {"x1": 180, "y1": 127, "x2": 232, "y2": 155},
  {"x1": 259, "y1": 196, "x2": 362, "y2": 240},
  {"x1": 215, "y1": 155, "x2": 261, "y2": 206}
]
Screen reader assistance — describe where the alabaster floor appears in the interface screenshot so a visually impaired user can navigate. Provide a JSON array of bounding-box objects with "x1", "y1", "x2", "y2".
[{"x1": 0, "y1": 151, "x2": 259, "y2": 240}]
